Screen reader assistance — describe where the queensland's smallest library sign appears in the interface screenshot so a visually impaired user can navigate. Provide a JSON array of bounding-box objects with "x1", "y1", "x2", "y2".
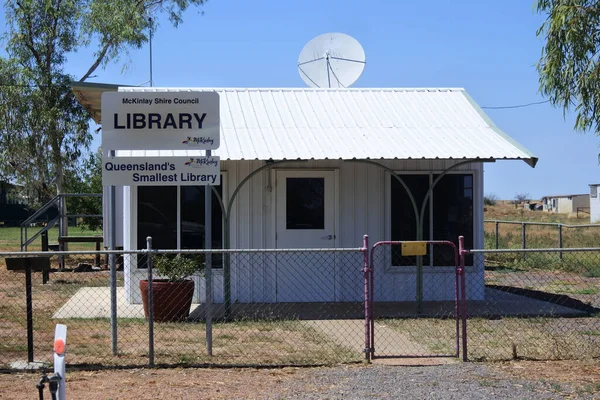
[{"x1": 102, "y1": 156, "x2": 220, "y2": 186}]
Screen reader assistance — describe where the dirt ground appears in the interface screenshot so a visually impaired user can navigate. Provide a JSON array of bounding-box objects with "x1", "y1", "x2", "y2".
[{"x1": 2, "y1": 360, "x2": 600, "y2": 399}]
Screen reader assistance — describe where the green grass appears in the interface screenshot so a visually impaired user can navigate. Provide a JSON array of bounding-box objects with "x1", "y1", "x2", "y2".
[{"x1": 0, "y1": 226, "x2": 102, "y2": 251}]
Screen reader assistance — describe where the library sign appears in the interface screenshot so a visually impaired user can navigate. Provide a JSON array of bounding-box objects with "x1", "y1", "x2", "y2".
[
  {"x1": 100, "y1": 91, "x2": 220, "y2": 186},
  {"x1": 102, "y1": 156, "x2": 220, "y2": 186},
  {"x1": 101, "y1": 91, "x2": 220, "y2": 151}
]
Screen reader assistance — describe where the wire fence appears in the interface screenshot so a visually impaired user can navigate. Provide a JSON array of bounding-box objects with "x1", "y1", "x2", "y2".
[
  {"x1": 463, "y1": 248, "x2": 600, "y2": 361},
  {"x1": 2, "y1": 239, "x2": 600, "y2": 371},
  {"x1": 484, "y1": 220, "x2": 600, "y2": 250},
  {"x1": 0, "y1": 246, "x2": 367, "y2": 370}
]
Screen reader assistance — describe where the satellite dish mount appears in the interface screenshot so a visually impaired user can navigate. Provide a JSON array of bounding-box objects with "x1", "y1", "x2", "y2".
[{"x1": 297, "y1": 33, "x2": 366, "y2": 88}]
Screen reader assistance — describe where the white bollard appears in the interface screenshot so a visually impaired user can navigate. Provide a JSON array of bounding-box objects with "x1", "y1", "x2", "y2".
[{"x1": 54, "y1": 324, "x2": 67, "y2": 400}]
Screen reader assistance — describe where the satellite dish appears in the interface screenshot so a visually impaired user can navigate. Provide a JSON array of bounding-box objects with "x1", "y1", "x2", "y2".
[{"x1": 297, "y1": 33, "x2": 366, "y2": 88}]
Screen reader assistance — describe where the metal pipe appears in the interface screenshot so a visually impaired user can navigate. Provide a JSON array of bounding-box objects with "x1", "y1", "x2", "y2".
[
  {"x1": 146, "y1": 236, "x2": 154, "y2": 368},
  {"x1": 454, "y1": 242, "x2": 460, "y2": 358},
  {"x1": 521, "y1": 223, "x2": 526, "y2": 260},
  {"x1": 485, "y1": 220, "x2": 600, "y2": 228},
  {"x1": 362, "y1": 235, "x2": 370, "y2": 361},
  {"x1": 458, "y1": 235, "x2": 468, "y2": 362},
  {"x1": 109, "y1": 163, "x2": 118, "y2": 355},
  {"x1": 469, "y1": 247, "x2": 600, "y2": 253},
  {"x1": 25, "y1": 260, "x2": 34, "y2": 363},
  {"x1": 0, "y1": 247, "x2": 365, "y2": 258},
  {"x1": 369, "y1": 242, "x2": 376, "y2": 359},
  {"x1": 558, "y1": 224, "x2": 563, "y2": 260},
  {"x1": 495, "y1": 221, "x2": 499, "y2": 249},
  {"x1": 205, "y1": 150, "x2": 213, "y2": 357}
]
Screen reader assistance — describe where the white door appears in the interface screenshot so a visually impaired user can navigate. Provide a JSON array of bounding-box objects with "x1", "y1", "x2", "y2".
[{"x1": 276, "y1": 170, "x2": 337, "y2": 302}]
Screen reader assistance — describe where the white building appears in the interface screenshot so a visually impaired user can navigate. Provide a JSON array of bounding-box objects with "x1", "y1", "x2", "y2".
[
  {"x1": 72, "y1": 84, "x2": 538, "y2": 305},
  {"x1": 541, "y1": 194, "x2": 590, "y2": 215},
  {"x1": 589, "y1": 184, "x2": 600, "y2": 222}
]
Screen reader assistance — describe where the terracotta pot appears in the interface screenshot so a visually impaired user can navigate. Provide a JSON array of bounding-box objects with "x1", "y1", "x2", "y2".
[{"x1": 139, "y1": 279, "x2": 195, "y2": 322}]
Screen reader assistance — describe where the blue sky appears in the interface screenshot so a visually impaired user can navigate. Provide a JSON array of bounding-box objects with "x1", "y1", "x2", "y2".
[{"x1": 3, "y1": 0, "x2": 600, "y2": 200}]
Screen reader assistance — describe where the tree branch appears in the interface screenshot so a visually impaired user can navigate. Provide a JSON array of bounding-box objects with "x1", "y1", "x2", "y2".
[
  {"x1": 15, "y1": 1, "x2": 44, "y2": 70},
  {"x1": 79, "y1": 40, "x2": 111, "y2": 82}
]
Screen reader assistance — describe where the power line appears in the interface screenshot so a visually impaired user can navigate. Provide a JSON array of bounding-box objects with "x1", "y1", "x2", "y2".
[{"x1": 481, "y1": 99, "x2": 551, "y2": 109}]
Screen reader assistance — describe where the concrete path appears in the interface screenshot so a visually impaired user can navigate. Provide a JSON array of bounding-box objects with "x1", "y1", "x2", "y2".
[
  {"x1": 53, "y1": 287, "x2": 201, "y2": 319},
  {"x1": 301, "y1": 319, "x2": 457, "y2": 365}
]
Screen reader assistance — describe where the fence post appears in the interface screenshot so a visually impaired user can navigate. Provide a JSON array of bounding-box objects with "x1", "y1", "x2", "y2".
[
  {"x1": 521, "y1": 223, "x2": 526, "y2": 260},
  {"x1": 558, "y1": 224, "x2": 563, "y2": 260},
  {"x1": 109, "y1": 183, "x2": 118, "y2": 356},
  {"x1": 458, "y1": 236, "x2": 468, "y2": 362},
  {"x1": 370, "y1": 242, "x2": 375, "y2": 360},
  {"x1": 495, "y1": 221, "x2": 499, "y2": 249},
  {"x1": 146, "y1": 237, "x2": 154, "y2": 368},
  {"x1": 362, "y1": 235, "x2": 370, "y2": 361},
  {"x1": 41, "y1": 231, "x2": 49, "y2": 284}
]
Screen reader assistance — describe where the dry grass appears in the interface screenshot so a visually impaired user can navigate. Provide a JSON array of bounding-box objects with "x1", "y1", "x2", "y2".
[
  {"x1": 0, "y1": 254, "x2": 360, "y2": 369},
  {"x1": 484, "y1": 202, "x2": 599, "y2": 249},
  {"x1": 384, "y1": 317, "x2": 600, "y2": 361}
]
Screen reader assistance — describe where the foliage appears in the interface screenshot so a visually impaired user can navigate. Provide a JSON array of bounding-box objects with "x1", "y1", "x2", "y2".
[
  {"x1": 484, "y1": 193, "x2": 498, "y2": 206},
  {"x1": 153, "y1": 253, "x2": 205, "y2": 282},
  {"x1": 66, "y1": 148, "x2": 103, "y2": 230},
  {"x1": 536, "y1": 1, "x2": 600, "y2": 134},
  {"x1": 0, "y1": 0, "x2": 208, "y2": 202}
]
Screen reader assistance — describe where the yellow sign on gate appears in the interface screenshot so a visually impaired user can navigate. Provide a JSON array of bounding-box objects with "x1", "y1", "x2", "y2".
[{"x1": 401, "y1": 242, "x2": 427, "y2": 256}]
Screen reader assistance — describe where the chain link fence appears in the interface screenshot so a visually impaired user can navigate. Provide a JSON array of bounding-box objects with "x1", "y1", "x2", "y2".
[
  {"x1": 0, "y1": 246, "x2": 367, "y2": 370},
  {"x1": 3, "y1": 240, "x2": 600, "y2": 370},
  {"x1": 461, "y1": 248, "x2": 600, "y2": 361}
]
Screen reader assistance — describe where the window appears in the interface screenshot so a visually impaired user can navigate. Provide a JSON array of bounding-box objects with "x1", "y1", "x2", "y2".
[
  {"x1": 286, "y1": 177, "x2": 325, "y2": 230},
  {"x1": 390, "y1": 175, "x2": 430, "y2": 266},
  {"x1": 390, "y1": 173, "x2": 473, "y2": 267},
  {"x1": 137, "y1": 186, "x2": 177, "y2": 251},
  {"x1": 592, "y1": 186, "x2": 598, "y2": 199},
  {"x1": 181, "y1": 184, "x2": 224, "y2": 267},
  {"x1": 433, "y1": 174, "x2": 473, "y2": 266},
  {"x1": 136, "y1": 179, "x2": 224, "y2": 268}
]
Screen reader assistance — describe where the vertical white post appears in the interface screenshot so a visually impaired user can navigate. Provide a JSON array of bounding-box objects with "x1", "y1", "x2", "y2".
[
  {"x1": 53, "y1": 324, "x2": 67, "y2": 400},
  {"x1": 110, "y1": 150, "x2": 118, "y2": 355},
  {"x1": 205, "y1": 150, "x2": 213, "y2": 356}
]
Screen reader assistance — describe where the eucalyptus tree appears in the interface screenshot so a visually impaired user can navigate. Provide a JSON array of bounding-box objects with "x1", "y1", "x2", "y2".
[{"x1": 0, "y1": 0, "x2": 207, "y2": 204}]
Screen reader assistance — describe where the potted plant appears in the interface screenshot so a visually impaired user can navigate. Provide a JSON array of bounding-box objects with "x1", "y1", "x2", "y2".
[{"x1": 140, "y1": 253, "x2": 205, "y2": 322}]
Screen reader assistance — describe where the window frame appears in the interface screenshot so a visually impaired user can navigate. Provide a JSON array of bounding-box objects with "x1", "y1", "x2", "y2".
[
  {"x1": 385, "y1": 170, "x2": 476, "y2": 272},
  {"x1": 133, "y1": 172, "x2": 227, "y2": 269}
]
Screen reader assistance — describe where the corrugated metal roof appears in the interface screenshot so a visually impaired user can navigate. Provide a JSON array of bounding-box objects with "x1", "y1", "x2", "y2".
[{"x1": 73, "y1": 84, "x2": 537, "y2": 166}]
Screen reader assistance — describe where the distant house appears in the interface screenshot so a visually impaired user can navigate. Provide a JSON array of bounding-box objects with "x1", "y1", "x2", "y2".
[
  {"x1": 541, "y1": 194, "x2": 590, "y2": 215},
  {"x1": 589, "y1": 184, "x2": 600, "y2": 223},
  {"x1": 0, "y1": 181, "x2": 26, "y2": 205},
  {"x1": 0, "y1": 181, "x2": 30, "y2": 226}
]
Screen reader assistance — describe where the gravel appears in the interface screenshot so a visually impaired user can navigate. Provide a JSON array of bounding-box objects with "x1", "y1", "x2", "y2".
[{"x1": 269, "y1": 363, "x2": 593, "y2": 399}]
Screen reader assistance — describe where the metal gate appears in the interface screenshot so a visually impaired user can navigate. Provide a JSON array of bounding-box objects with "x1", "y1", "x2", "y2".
[{"x1": 365, "y1": 240, "x2": 467, "y2": 361}]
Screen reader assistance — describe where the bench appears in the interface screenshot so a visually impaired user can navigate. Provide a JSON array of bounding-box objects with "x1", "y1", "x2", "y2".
[{"x1": 58, "y1": 236, "x2": 104, "y2": 269}]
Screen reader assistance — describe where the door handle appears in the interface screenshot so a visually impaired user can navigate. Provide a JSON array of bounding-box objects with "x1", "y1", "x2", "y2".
[{"x1": 321, "y1": 234, "x2": 335, "y2": 240}]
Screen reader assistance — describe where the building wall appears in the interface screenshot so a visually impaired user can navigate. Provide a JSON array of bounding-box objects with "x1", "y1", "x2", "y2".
[
  {"x1": 123, "y1": 159, "x2": 485, "y2": 303},
  {"x1": 556, "y1": 197, "x2": 574, "y2": 214},
  {"x1": 548, "y1": 195, "x2": 590, "y2": 214},
  {"x1": 591, "y1": 186, "x2": 600, "y2": 223},
  {"x1": 572, "y1": 194, "x2": 590, "y2": 212}
]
